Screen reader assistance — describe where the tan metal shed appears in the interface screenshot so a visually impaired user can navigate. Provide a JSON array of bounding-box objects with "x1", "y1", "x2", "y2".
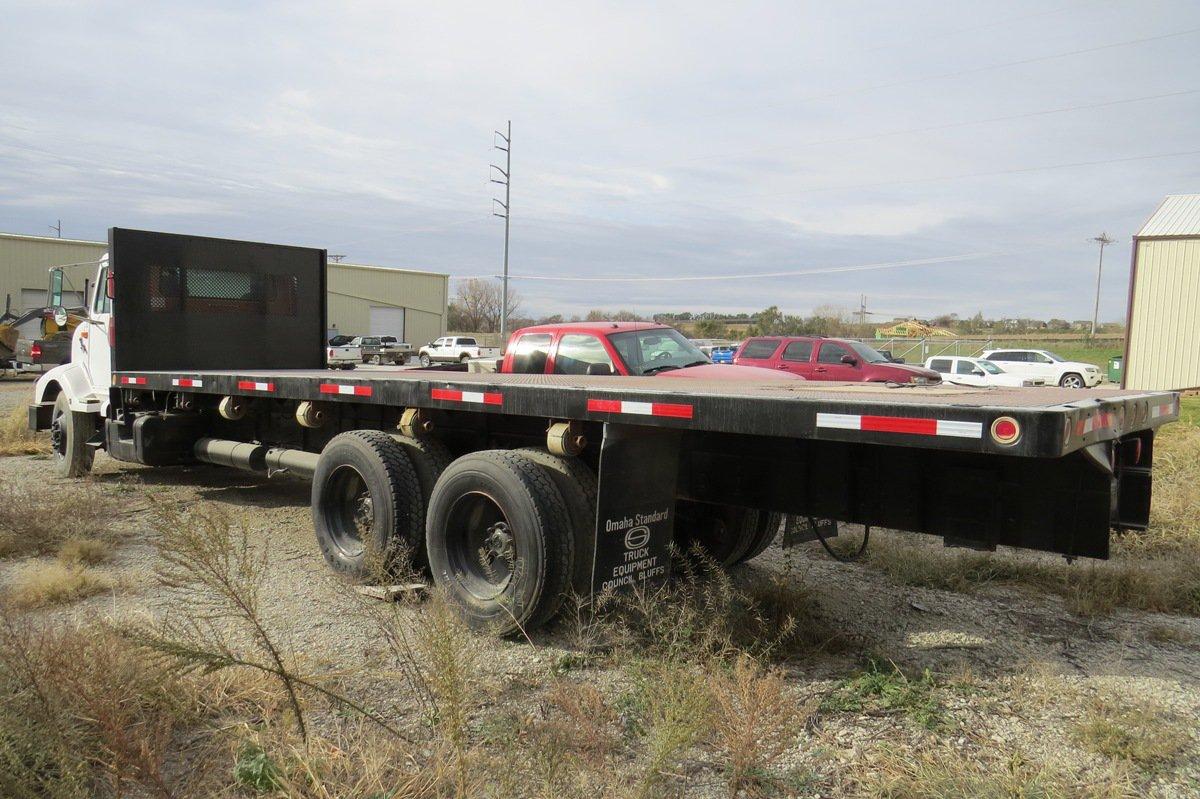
[
  {"x1": 0, "y1": 232, "x2": 107, "y2": 314},
  {"x1": 1123, "y1": 195, "x2": 1200, "y2": 391}
]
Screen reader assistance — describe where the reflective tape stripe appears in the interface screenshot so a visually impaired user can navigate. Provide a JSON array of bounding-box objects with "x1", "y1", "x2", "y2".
[
  {"x1": 586, "y1": 399, "x2": 694, "y2": 419},
  {"x1": 816, "y1": 412, "x2": 981, "y2": 439},
  {"x1": 319, "y1": 383, "x2": 373, "y2": 397},
  {"x1": 1078, "y1": 411, "x2": 1115, "y2": 435},
  {"x1": 431, "y1": 388, "x2": 503, "y2": 405},
  {"x1": 171, "y1": 378, "x2": 203, "y2": 388},
  {"x1": 120, "y1": 376, "x2": 146, "y2": 385},
  {"x1": 237, "y1": 380, "x2": 275, "y2": 392},
  {"x1": 1152, "y1": 402, "x2": 1175, "y2": 418}
]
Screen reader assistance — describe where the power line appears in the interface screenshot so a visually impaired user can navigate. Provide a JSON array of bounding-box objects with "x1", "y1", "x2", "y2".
[
  {"x1": 726, "y1": 147, "x2": 1200, "y2": 202},
  {"x1": 472, "y1": 250, "x2": 1008, "y2": 283},
  {"x1": 627, "y1": 88, "x2": 1200, "y2": 172}
]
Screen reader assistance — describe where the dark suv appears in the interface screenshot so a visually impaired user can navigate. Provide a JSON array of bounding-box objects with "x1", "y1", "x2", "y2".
[{"x1": 734, "y1": 337, "x2": 942, "y2": 384}]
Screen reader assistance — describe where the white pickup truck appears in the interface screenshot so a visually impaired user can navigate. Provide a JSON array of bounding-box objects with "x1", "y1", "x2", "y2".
[
  {"x1": 326, "y1": 342, "x2": 360, "y2": 369},
  {"x1": 417, "y1": 336, "x2": 501, "y2": 366}
]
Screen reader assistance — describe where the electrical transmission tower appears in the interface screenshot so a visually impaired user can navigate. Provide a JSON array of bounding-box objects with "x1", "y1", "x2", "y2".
[
  {"x1": 1090, "y1": 232, "x2": 1115, "y2": 336},
  {"x1": 49, "y1": 219, "x2": 61, "y2": 238},
  {"x1": 491, "y1": 121, "x2": 512, "y2": 340}
]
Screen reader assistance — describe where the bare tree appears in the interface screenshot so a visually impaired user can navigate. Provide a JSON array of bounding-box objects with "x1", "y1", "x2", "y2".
[{"x1": 448, "y1": 279, "x2": 522, "y2": 333}]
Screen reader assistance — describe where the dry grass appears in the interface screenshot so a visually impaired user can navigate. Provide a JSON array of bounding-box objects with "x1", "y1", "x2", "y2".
[
  {"x1": 56, "y1": 537, "x2": 109, "y2": 565},
  {"x1": 708, "y1": 655, "x2": 815, "y2": 797},
  {"x1": 4, "y1": 562, "x2": 115, "y2": 608},
  {"x1": 0, "y1": 405, "x2": 45, "y2": 457},
  {"x1": 0, "y1": 611, "x2": 199, "y2": 799},
  {"x1": 854, "y1": 745, "x2": 1137, "y2": 799},
  {"x1": 1075, "y1": 700, "x2": 1192, "y2": 771},
  {"x1": 0, "y1": 476, "x2": 118, "y2": 559}
]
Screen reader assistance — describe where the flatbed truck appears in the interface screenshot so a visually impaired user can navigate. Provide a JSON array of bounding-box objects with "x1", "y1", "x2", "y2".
[{"x1": 29, "y1": 229, "x2": 1180, "y2": 634}]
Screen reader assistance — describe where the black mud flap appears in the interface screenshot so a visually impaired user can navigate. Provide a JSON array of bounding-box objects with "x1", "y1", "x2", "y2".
[{"x1": 591, "y1": 424, "x2": 679, "y2": 595}]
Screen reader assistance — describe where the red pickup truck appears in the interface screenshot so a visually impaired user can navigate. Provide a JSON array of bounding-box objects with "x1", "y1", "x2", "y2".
[{"x1": 497, "y1": 322, "x2": 799, "y2": 381}]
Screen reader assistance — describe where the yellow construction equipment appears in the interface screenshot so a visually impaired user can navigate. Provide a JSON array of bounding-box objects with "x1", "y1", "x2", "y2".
[{"x1": 874, "y1": 319, "x2": 956, "y2": 338}]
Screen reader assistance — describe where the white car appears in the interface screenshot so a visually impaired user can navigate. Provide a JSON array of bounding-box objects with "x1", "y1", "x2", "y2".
[
  {"x1": 924, "y1": 356, "x2": 1044, "y2": 388},
  {"x1": 981, "y1": 349, "x2": 1102, "y2": 389}
]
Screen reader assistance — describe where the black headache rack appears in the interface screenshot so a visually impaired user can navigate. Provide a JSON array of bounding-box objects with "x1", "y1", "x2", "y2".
[
  {"x1": 110, "y1": 367, "x2": 1179, "y2": 561},
  {"x1": 110, "y1": 228, "x2": 327, "y2": 372}
]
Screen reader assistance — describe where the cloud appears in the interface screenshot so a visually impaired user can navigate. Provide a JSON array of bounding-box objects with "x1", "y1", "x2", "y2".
[{"x1": 1, "y1": 0, "x2": 1198, "y2": 323}]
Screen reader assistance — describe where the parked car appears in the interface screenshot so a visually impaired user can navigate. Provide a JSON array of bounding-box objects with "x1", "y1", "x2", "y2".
[
  {"x1": 326, "y1": 342, "x2": 360, "y2": 369},
  {"x1": 418, "y1": 336, "x2": 502, "y2": 366},
  {"x1": 734, "y1": 336, "x2": 942, "y2": 384},
  {"x1": 499, "y1": 322, "x2": 799, "y2": 380},
  {"x1": 328, "y1": 334, "x2": 354, "y2": 346},
  {"x1": 690, "y1": 339, "x2": 740, "y2": 364},
  {"x1": 924, "y1": 356, "x2": 1045, "y2": 387},
  {"x1": 981, "y1": 348, "x2": 1101, "y2": 388},
  {"x1": 350, "y1": 335, "x2": 415, "y2": 365}
]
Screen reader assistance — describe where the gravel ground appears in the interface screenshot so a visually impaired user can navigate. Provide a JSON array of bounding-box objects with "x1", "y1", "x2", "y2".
[{"x1": 1, "y1": 377, "x2": 1197, "y2": 796}]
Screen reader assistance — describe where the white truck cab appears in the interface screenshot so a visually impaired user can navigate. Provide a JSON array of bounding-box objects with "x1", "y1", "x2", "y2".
[{"x1": 30, "y1": 255, "x2": 113, "y2": 476}]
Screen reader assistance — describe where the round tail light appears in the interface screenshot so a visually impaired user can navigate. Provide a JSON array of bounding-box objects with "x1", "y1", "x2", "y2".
[{"x1": 991, "y1": 416, "x2": 1021, "y2": 445}]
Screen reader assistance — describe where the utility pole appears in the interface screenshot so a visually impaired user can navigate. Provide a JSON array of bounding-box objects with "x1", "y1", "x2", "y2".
[
  {"x1": 491, "y1": 121, "x2": 511, "y2": 340},
  {"x1": 858, "y1": 294, "x2": 867, "y2": 328},
  {"x1": 49, "y1": 219, "x2": 61, "y2": 238},
  {"x1": 1090, "y1": 232, "x2": 1114, "y2": 336},
  {"x1": 329, "y1": 254, "x2": 346, "y2": 263}
]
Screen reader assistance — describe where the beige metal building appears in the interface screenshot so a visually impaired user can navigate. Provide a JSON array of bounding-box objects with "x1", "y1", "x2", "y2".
[
  {"x1": 1123, "y1": 194, "x2": 1200, "y2": 391},
  {"x1": 0, "y1": 232, "x2": 106, "y2": 313},
  {"x1": 0, "y1": 231, "x2": 448, "y2": 344}
]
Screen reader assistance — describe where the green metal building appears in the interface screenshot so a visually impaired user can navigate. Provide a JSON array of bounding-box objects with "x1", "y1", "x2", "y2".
[{"x1": 0, "y1": 231, "x2": 448, "y2": 345}]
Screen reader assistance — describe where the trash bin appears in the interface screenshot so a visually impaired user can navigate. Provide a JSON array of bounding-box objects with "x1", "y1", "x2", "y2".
[{"x1": 1107, "y1": 355, "x2": 1123, "y2": 384}]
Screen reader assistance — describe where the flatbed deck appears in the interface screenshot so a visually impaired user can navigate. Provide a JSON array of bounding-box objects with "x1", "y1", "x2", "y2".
[{"x1": 114, "y1": 367, "x2": 1180, "y2": 458}]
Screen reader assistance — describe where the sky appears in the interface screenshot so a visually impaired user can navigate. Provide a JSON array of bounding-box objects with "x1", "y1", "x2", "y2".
[{"x1": 2, "y1": 0, "x2": 1198, "y2": 323}]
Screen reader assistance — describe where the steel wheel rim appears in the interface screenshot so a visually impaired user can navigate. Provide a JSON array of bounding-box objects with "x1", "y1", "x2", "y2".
[
  {"x1": 49, "y1": 406, "x2": 66, "y2": 461},
  {"x1": 444, "y1": 490, "x2": 515, "y2": 600},
  {"x1": 324, "y1": 464, "x2": 373, "y2": 557}
]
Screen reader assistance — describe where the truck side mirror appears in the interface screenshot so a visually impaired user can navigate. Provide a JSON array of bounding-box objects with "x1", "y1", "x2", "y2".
[
  {"x1": 972, "y1": 368, "x2": 985, "y2": 376},
  {"x1": 105, "y1": 270, "x2": 115, "y2": 300},
  {"x1": 586, "y1": 362, "x2": 613, "y2": 376},
  {"x1": 840, "y1": 354, "x2": 858, "y2": 366}
]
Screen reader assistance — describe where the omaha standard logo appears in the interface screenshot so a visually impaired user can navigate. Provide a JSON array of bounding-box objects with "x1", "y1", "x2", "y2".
[{"x1": 623, "y1": 525, "x2": 650, "y2": 550}]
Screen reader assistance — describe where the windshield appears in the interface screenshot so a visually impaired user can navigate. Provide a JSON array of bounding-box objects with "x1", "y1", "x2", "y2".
[
  {"x1": 1042, "y1": 351, "x2": 1065, "y2": 362},
  {"x1": 977, "y1": 360, "x2": 1003, "y2": 374},
  {"x1": 846, "y1": 341, "x2": 890, "y2": 364},
  {"x1": 608, "y1": 328, "x2": 709, "y2": 374}
]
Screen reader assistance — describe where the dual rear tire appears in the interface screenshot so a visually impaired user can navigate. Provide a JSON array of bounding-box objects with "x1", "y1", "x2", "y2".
[{"x1": 311, "y1": 436, "x2": 587, "y2": 636}]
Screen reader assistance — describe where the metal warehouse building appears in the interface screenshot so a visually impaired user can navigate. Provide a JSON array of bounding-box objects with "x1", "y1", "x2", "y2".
[
  {"x1": 0, "y1": 232, "x2": 448, "y2": 345},
  {"x1": 1124, "y1": 194, "x2": 1200, "y2": 391}
]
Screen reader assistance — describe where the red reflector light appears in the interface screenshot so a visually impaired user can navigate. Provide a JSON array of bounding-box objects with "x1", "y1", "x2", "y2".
[
  {"x1": 30, "y1": 342, "x2": 42, "y2": 359},
  {"x1": 990, "y1": 416, "x2": 1021, "y2": 445}
]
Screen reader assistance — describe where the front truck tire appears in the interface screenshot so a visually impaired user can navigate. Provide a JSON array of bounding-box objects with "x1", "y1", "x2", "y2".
[
  {"x1": 674, "y1": 501, "x2": 777, "y2": 567},
  {"x1": 311, "y1": 431, "x2": 424, "y2": 579},
  {"x1": 426, "y1": 450, "x2": 573, "y2": 635},
  {"x1": 50, "y1": 392, "x2": 94, "y2": 478}
]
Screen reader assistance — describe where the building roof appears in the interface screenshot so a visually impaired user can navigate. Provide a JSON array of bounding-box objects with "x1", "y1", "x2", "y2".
[
  {"x1": 335, "y1": 261, "x2": 448, "y2": 279},
  {"x1": 1136, "y1": 194, "x2": 1200, "y2": 238},
  {"x1": 0, "y1": 232, "x2": 107, "y2": 247}
]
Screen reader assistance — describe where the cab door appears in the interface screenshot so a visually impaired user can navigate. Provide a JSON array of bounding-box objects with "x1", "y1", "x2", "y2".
[{"x1": 84, "y1": 262, "x2": 113, "y2": 392}]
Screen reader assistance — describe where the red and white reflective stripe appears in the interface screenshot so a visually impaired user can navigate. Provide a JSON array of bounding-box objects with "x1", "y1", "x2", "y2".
[
  {"x1": 1151, "y1": 401, "x2": 1176, "y2": 419},
  {"x1": 1077, "y1": 411, "x2": 1114, "y2": 435},
  {"x1": 816, "y1": 412, "x2": 982, "y2": 439},
  {"x1": 431, "y1": 388, "x2": 503, "y2": 406},
  {"x1": 171, "y1": 378, "x2": 203, "y2": 388},
  {"x1": 319, "y1": 383, "x2": 373, "y2": 397},
  {"x1": 119, "y1": 376, "x2": 146, "y2": 385},
  {"x1": 586, "y1": 399, "x2": 694, "y2": 419},
  {"x1": 237, "y1": 380, "x2": 275, "y2": 392}
]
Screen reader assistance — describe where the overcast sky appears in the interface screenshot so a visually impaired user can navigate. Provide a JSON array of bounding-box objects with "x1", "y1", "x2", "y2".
[{"x1": 2, "y1": 0, "x2": 1198, "y2": 322}]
